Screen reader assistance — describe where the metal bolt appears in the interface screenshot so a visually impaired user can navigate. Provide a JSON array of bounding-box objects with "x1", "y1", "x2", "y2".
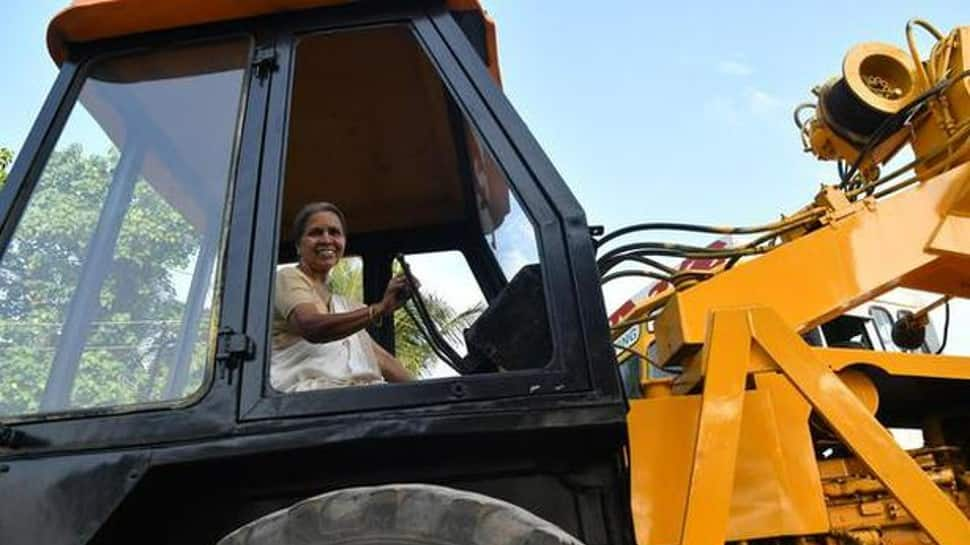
[{"x1": 450, "y1": 383, "x2": 467, "y2": 398}]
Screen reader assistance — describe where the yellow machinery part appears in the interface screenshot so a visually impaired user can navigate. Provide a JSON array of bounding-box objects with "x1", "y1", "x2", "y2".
[
  {"x1": 912, "y1": 27, "x2": 970, "y2": 178},
  {"x1": 628, "y1": 374, "x2": 828, "y2": 543},
  {"x1": 653, "y1": 162, "x2": 970, "y2": 368}
]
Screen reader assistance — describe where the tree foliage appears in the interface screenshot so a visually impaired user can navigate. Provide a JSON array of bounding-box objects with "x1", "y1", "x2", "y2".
[
  {"x1": 0, "y1": 144, "x2": 211, "y2": 416},
  {"x1": 327, "y1": 258, "x2": 482, "y2": 377},
  {"x1": 0, "y1": 147, "x2": 12, "y2": 186},
  {"x1": 394, "y1": 296, "x2": 483, "y2": 377},
  {"x1": 0, "y1": 144, "x2": 483, "y2": 417}
]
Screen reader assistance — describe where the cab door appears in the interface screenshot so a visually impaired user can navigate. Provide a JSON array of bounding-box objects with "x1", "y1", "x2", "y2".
[{"x1": 237, "y1": 6, "x2": 620, "y2": 420}]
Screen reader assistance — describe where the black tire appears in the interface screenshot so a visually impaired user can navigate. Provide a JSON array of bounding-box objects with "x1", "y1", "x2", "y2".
[{"x1": 218, "y1": 484, "x2": 585, "y2": 545}]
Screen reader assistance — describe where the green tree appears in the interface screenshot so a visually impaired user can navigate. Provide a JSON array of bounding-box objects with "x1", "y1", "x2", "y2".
[
  {"x1": 394, "y1": 295, "x2": 483, "y2": 377},
  {"x1": 327, "y1": 259, "x2": 482, "y2": 377},
  {"x1": 0, "y1": 147, "x2": 12, "y2": 186},
  {"x1": 0, "y1": 144, "x2": 481, "y2": 416},
  {"x1": 0, "y1": 144, "x2": 211, "y2": 416}
]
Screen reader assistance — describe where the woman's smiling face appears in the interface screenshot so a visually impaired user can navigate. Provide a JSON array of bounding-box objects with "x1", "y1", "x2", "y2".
[{"x1": 298, "y1": 211, "x2": 346, "y2": 276}]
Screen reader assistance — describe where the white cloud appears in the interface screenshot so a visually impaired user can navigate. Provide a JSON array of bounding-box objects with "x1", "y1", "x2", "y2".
[
  {"x1": 748, "y1": 88, "x2": 783, "y2": 115},
  {"x1": 717, "y1": 60, "x2": 753, "y2": 76},
  {"x1": 702, "y1": 88, "x2": 785, "y2": 124}
]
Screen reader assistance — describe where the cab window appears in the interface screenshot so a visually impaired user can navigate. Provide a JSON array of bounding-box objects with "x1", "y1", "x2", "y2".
[
  {"x1": 265, "y1": 24, "x2": 552, "y2": 396},
  {"x1": 819, "y1": 315, "x2": 874, "y2": 349},
  {"x1": 394, "y1": 251, "x2": 486, "y2": 379},
  {"x1": 869, "y1": 306, "x2": 899, "y2": 351},
  {"x1": 0, "y1": 39, "x2": 250, "y2": 418}
]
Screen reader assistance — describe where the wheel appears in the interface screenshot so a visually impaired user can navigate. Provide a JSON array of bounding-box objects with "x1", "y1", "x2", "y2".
[{"x1": 218, "y1": 483, "x2": 585, "y2": 545}]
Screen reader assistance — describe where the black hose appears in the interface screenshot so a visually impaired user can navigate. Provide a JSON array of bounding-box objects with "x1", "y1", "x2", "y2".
[
  {"x1": 793, "y1": 103, "x2": 816, "y2": 130},
  {"x1": 402, "y1": 303, "x2": 459, "y2": 370},
  {"x1": 395, "y1": 254, "x2": 464, "y2": 368},
  {"x1": 595, "y1": 213, "x2": 821, "y2": 251},
  {"x1": 600, "y1": 270, "x2": 670, "y2": 286},
  {"x1": 599, "y1": 245, "x2": 770, "y2": 277},
  {"x1": 612, "y1": 343, "x2": 665, "y2": 371},
  {"x1": 610, "y1": 254, "x2": 679, "y2": 276}
]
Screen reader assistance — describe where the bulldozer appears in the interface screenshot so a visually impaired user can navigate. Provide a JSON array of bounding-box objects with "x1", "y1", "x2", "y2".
[{"x1": 0, "y1": 1, "x2": 967, "y2": 544}]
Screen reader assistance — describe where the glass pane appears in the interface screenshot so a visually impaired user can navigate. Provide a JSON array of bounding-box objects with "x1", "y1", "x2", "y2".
[
  {"x1": 618, "y1": 357, "x2": 643, "y2": 399},
  {"x1": 269, "y1": 25, "x2": 553, "y2": 394},
  {"x1": 645, "y1": 341, "x2": 677, "y2": 380},
  {"x1": 395, "y1": 251, "x2": 486, "y2": 379},
  {"x1": 468, "y1": 125, "x2": 541, "y2": 281},
  {"x1": 820, "y1": 316, "x2": 873, "y2": 349},
  {"x1": 0, "y1": 39, "x2": 249, "y2": 417}
]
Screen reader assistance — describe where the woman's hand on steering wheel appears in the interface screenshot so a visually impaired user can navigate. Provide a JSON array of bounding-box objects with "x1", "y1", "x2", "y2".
[{"x1": 379, "y1": 273, "x2": 417, "y2": 315}]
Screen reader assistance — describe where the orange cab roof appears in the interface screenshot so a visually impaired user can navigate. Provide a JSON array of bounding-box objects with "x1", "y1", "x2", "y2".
[{"x1": 48, "y1": 0, "x2": 500, "y2": 82}]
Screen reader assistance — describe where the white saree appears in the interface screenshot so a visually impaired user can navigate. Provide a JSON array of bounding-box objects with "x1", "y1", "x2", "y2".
[{"x1": 270, "y1": 294, "x2": 385, "y2": 392}]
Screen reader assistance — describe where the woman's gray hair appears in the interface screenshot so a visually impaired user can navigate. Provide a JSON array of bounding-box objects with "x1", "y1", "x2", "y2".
[{"x1": 292, "y1": 202, "x2": 348, "y2": 252}]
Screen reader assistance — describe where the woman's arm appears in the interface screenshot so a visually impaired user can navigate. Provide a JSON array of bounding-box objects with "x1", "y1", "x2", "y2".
[
  {"x1": 287, "y1": 274, "x2": 411, "y2": 344},
  {"x1": 287, "y1": 302, "x2": 380, "y2": 344},
  {"x1": 371, "y1": 341, "x2": 413, "y2": 382}
]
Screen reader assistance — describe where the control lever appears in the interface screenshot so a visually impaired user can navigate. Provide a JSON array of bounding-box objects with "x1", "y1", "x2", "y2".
[{"x1": 394, "y1": 254, "x2": 465, "y2": 371}]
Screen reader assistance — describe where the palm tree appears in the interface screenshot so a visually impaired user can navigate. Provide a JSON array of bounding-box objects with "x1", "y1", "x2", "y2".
[
  {"x1": 327, "y1": 258, "x2": 482, "y2": 376},
  {"x1": 394, "y1": 294, "x2": 484, "y2": 377}
]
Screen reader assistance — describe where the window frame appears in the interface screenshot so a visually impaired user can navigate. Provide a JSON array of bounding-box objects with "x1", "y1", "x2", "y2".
[
  {"x1": 0, "y1": 26, "x2": 268, "y2": 452},
  {"x1": 239, "y1": 7, "x2": 616, "y2": 421},
  {"x1": 869, "y1": 305, "x2": 899, "y2": 352},
  {"x1": 1, "y1": 37, "x2": 251, "y2": 419}
]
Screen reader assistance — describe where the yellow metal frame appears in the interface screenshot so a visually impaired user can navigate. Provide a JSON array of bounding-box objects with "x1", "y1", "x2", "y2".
[
  {"x1": 653, "y1": 161, "x2": 970, "y2": 367},
  {"x1": 677, "y1": 307, "x2": 970, "y2": 545}
]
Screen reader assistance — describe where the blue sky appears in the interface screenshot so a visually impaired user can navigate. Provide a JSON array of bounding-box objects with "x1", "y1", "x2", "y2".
[
  {"x1": 1, "y1": 1, "x2": 967, "y2": 350},
  {"x1": 3, "y1": 1, "x2": 965, "y2": 227}
]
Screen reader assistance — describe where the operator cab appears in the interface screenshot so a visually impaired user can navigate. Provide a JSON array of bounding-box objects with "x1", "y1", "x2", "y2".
[
  {"x1": 0, "y1": 4, "x2": 632, "y2": 545},
  {"x1": 0, "y1": 4, "x2": 620, "y2": 429}
]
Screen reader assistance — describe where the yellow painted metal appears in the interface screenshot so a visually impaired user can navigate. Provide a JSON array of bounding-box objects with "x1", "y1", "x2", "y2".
[
  {"x1": 813, "y1": 347, "x2": 970, "y2": 380},
  {"x1": 744, "y1": 373, "x2": 830, "y2": 537},
  {"x1": 629, "y1": 307, "x2": 970, "y2": 544},
  {"x1": 627, "y1": 315, "x2": 829, "y2": 544},
  {"x1": 912, "y1": 27, "x2": 970, "y2": 177},
  {"x1": 750, "y1": 306, "x2": 970, "y2": 545},
  {"x1": 653, "y1": 161, "x2": 970, "y2": 366},
  {"x1": 835, "y1": 368, "x2": 879, "y2": 415},
  {"x1": 842, "y1": 42, "x2": 920, "y2": 114},
  {"x1": 624, "y1": 20, "x2": 970, "y2": 545},
  {"x1": 627, "y1": 380, "x2": 830, "y2": 544},
  {"x1": 679, "y1": 311, "x2": 750, "y2": 545},
  {"x1": 628, "y1": 397, "x2": 697, "y2": 545}
]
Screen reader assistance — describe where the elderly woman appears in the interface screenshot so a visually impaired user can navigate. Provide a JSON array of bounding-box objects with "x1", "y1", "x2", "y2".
[{"x1": 271, "y1": 202, "x2": 412, "y2": 392}]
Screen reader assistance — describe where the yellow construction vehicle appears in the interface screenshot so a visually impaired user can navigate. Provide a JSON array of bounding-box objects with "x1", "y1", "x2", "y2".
[
  {"x1": 605, "y1": 18, "x2": 970, "y2": 545},
  {"x1": 0, "y1": 2, "x2": 967, "y2": 545}
]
